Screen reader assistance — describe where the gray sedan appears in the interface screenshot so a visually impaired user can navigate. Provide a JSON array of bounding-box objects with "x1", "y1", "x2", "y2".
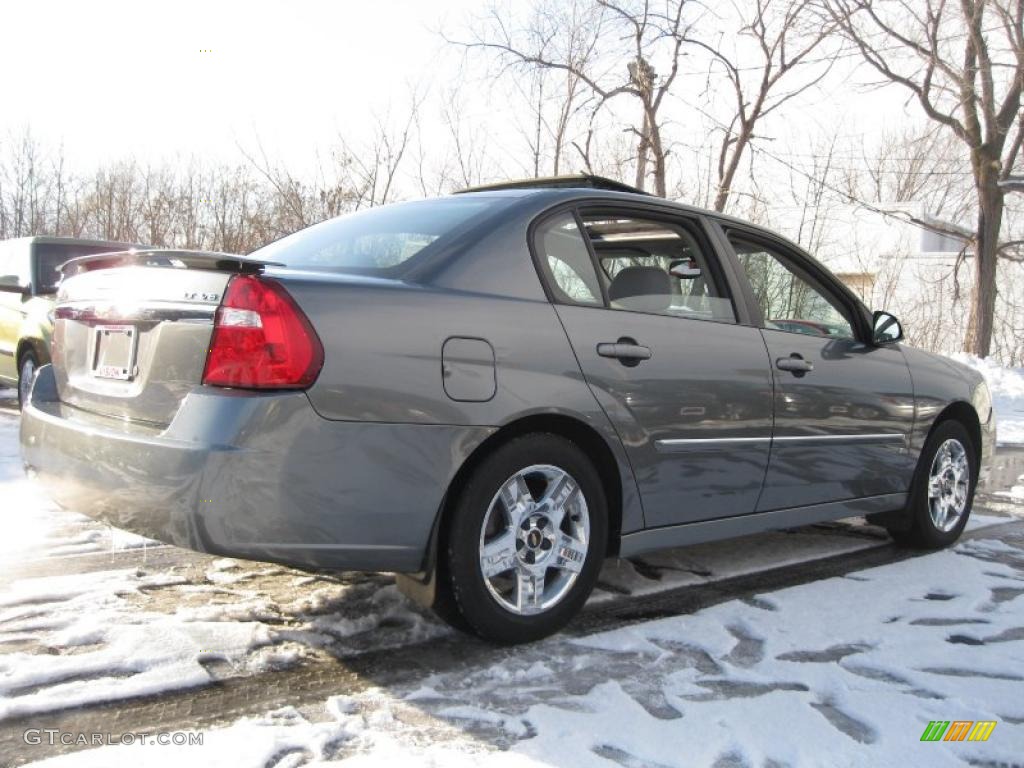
[{"x1": 20, "y1": 176, "x2": 995, "y2": 643}]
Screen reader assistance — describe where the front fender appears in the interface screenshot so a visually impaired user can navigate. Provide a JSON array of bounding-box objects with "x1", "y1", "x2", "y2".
[{"x1": 968, "y1": 373, "x2": 996, "y2": 472}]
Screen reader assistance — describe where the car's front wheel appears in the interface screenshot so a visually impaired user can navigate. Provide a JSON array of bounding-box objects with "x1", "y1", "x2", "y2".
[
  {"x1": 439, "y1": 433, "x2": 607, "y2": 643},
  {"x1": 889, "y1": 420, "x2": 977, "y2": 548},
  {"x1": 17, "y1": 350, "x2": 38, "y2": 410}
]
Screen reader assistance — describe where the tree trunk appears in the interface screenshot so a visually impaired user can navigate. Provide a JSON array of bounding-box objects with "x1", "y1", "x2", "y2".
[
  {"x1": 714, "y1": 122, "x2": 753, "y2": 212},
  {"x1": 649, "y1": 117, "x2": 667, "y2": 197},
  {"x1": 965, "y1": 169, "x2": 1003, "y2": 358},
  {"x1": 635, "y1": 107, "x2": 650, "y2": 191}
]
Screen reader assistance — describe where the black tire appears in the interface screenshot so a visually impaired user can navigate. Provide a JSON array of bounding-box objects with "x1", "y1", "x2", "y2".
[
  {"x1": 17, "y1": 349, "x2": 38, "y2": 410},
  {"x1": 437, "y1": 433, "x2": 607, "y2": 644},
  {"x1": 889, "y1": 420, "x2": 977, "y2": 549}
]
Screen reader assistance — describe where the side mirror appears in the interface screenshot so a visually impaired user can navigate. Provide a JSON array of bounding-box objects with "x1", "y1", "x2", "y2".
[
  {"x1": 872, "y1": 310, "x2": 903, "y2": 345},
  {"x1": 669, "y1": 258, "x2": 702, "y2": 279},
  {"x1": 0, "y1": 274, "x2": 29, "y2": 295}
]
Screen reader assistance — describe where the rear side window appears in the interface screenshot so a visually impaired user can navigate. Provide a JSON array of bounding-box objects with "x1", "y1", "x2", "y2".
[
  {"x1": 534, "y1": 213, "x2": 603, "y2": 305},
  {"x1": 581, "y1": 214, "x2": 736, "y2": 322},
  {"x1": 249, "y1": 197, "x2": 505, "y2": 275}
]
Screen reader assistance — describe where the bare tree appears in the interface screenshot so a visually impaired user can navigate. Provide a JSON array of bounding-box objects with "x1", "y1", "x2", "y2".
[
  {"x1": 453, "y1": 0, "x2": 691, "y2": 196},
  {"x1": 440, "y1": 88, "x2": 496, "y2": 190},
  {"x1": 508, "y1": 60, "x2": 591, "y2": 177},
  {"x1": 824, "y1": 0, "x2": 1024, "y2": 357},
  {"x1": 339, "y1": 93, "x2": 425, "y2": 209},
  {"x1": 686, "y1": 0, "x2": 838, "y2": 212},
  {"x1": 0, "y1": 130, "x2": 58, "y2": 239}
]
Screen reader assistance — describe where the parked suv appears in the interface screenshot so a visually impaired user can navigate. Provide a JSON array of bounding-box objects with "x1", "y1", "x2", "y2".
[{"x1": 0, "y1": 237, "x2": 142, "y2": 406}]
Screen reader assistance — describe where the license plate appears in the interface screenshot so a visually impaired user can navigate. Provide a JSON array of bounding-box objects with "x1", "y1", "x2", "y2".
[{"x1": 91, "y1": 325, "x2": 138, "y2": 381}]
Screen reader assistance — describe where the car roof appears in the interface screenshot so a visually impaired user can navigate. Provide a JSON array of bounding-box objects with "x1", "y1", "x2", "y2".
[{"x1": 454, "y1": 186, "x2": 781, "y2": 241}]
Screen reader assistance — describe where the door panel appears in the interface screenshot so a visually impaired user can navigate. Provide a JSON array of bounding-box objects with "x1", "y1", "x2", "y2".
[
  {"x1": 724, "y1": 234, "x2": 917, "y2": 510},
  {"x1": 557, "y1": 305, "x2": 773, "y2": 528},
  {"x1": 757, "y1": 330, "x2": 916, "y2": 510}
]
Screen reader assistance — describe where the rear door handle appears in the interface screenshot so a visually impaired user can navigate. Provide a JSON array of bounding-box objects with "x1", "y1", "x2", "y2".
[
  {"x1": 597, "y1": 339, "x2": 652, "y2": 367},
  {"x1": 776, "y1": 354, "x2": 814, "y2": 375}
]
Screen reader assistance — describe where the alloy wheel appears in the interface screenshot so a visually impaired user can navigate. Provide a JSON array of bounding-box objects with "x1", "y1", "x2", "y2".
[
  {"x1": 927, "y1": 438, "x2": 969, "y2": 532},
  {"x1": 478, "y1": 464, "x2": 590, "y2": 615}
]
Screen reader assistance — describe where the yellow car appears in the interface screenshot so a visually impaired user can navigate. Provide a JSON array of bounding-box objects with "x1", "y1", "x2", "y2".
[{"x1": 0, "y1": 237, "x2": 142, "y2": 407}]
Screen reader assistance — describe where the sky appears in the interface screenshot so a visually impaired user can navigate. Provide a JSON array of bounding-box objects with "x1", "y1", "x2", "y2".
[
  {"x1": 1, "y1": 0, "x2": 924, "y2": 186},
  {"x1": 2, "y1": 0, "x2": 482, "y2": 168}
]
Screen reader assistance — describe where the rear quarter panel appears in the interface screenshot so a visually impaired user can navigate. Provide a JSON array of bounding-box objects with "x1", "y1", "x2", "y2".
[{"x1": 279, "y1": 272, "x2": 646, "y2": 535}]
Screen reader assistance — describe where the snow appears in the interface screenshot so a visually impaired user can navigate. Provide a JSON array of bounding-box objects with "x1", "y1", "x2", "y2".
[
  {"x1": 954, "y1": 354, "x2": 1024, "y2": 445},
  {"x1": 22, "y1": 532, "x2": 1024, "y2": 768},
  {"x1": 0, "y1": 566, "x2": 272, "y2": 719}
]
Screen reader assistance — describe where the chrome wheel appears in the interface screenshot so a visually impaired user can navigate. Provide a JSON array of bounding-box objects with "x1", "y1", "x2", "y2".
[
  {"x1": 478, "y1": 464, "x2": 590, "y2": 615},
  {"x1": 928, "y1": 438, "x2": 969, "y2": 532},
  {"x1": 18, "y1": 355, "x2": 36, "y2": 407}
]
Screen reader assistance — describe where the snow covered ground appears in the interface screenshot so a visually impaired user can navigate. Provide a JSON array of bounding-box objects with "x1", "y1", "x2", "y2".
[
  {"x1": 1, "y1": 394, "x2": 1023, "y2": 766},
  {"x1": 16, "y1": 530, "x2": 1024, "y2": 768}
]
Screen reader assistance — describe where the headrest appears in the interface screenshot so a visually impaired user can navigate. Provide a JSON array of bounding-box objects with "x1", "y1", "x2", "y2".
[{"x1": 608, "y1": 266, "x2": 671, "y2": 312}]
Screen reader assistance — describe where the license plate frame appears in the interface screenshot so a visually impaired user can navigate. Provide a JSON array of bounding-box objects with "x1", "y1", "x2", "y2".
[{"x1": 90, "y1": 324, "x2": 138, "y2": 381}]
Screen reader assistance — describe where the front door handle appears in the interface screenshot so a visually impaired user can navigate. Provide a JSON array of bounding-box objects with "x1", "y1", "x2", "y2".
[
  {"x1": 776, "y1": 354, "x2": 814, "y2": 375},
  {"x1": 597, "y1": 338, "x2": 652, "y2": 367}
]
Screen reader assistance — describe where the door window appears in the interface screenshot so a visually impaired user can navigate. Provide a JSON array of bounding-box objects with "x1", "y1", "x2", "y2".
[
  {"x1": 579, "y1": 214, "x2": 736, "y2": 322},
  {"x1": 730, "y1": 237, "x2": 855, "y2": 339}
]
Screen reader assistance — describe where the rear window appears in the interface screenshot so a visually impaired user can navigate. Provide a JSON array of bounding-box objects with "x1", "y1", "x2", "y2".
[
  {"x1": 35, "y1": 243, "x2": 128, "y2": 293},
  {"x1": 249, "y1": 197, "x2": 505, "y2": 274}
]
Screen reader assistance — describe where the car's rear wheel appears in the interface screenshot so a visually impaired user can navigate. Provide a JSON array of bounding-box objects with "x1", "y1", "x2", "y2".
[
  {"x1": 438, "y1": 433, "x2": 607, "y2": 643},
  {"x1": 17, "y1": 350, "x2": 38, "y2": 410},
  {"x1": 888, "y1": 420, "x2": 977, "y2": 549}
]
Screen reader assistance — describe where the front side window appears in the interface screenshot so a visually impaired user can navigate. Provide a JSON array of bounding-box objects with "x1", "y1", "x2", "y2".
[
  {"x1": 730, "y1": 237, "x2": 854, "y2": 339},
  {"x1": 580, "y1": 214, "x2": 735, "y2": 322}
]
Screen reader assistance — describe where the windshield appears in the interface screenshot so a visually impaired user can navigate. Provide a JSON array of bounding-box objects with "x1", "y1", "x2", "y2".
[{"x1": 250, "y1": 197, "x2": 505, "y2": 275}]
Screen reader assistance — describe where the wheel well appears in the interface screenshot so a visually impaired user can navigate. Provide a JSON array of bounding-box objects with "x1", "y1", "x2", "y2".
[
  {"x1": 16, "y1": 338, "x2": 48, "y2": 369},
  {"x1": 930, "y1": 401, "x2": 982, "y2": 465},
  {"x1": 437, "y1": 414, "x2": 625, "y2": 564}
]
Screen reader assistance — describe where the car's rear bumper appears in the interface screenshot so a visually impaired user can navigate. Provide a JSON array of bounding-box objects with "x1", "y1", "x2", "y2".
[{"x1": 20, "y1": 364, "x2": 494, "y2": 572}]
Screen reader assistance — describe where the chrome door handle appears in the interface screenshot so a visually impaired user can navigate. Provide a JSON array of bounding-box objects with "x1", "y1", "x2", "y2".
[{"x1": 776, "y1": 354, "x2": 814, "y2": 375}]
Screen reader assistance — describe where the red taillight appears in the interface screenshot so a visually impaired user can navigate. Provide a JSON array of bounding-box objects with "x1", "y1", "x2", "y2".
[{"x1": 202, "y1": 275, "x2": 324, "y2": 390}]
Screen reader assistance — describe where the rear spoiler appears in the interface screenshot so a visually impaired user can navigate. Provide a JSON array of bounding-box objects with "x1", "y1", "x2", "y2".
[{"x1": 60, "y1": 249, "x2": 284, "y2": 279}]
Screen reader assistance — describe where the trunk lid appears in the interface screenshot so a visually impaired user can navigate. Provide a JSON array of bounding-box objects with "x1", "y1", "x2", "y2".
[{"x1": 51, "y1": 250, "x2": 279, "y2": 426}]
